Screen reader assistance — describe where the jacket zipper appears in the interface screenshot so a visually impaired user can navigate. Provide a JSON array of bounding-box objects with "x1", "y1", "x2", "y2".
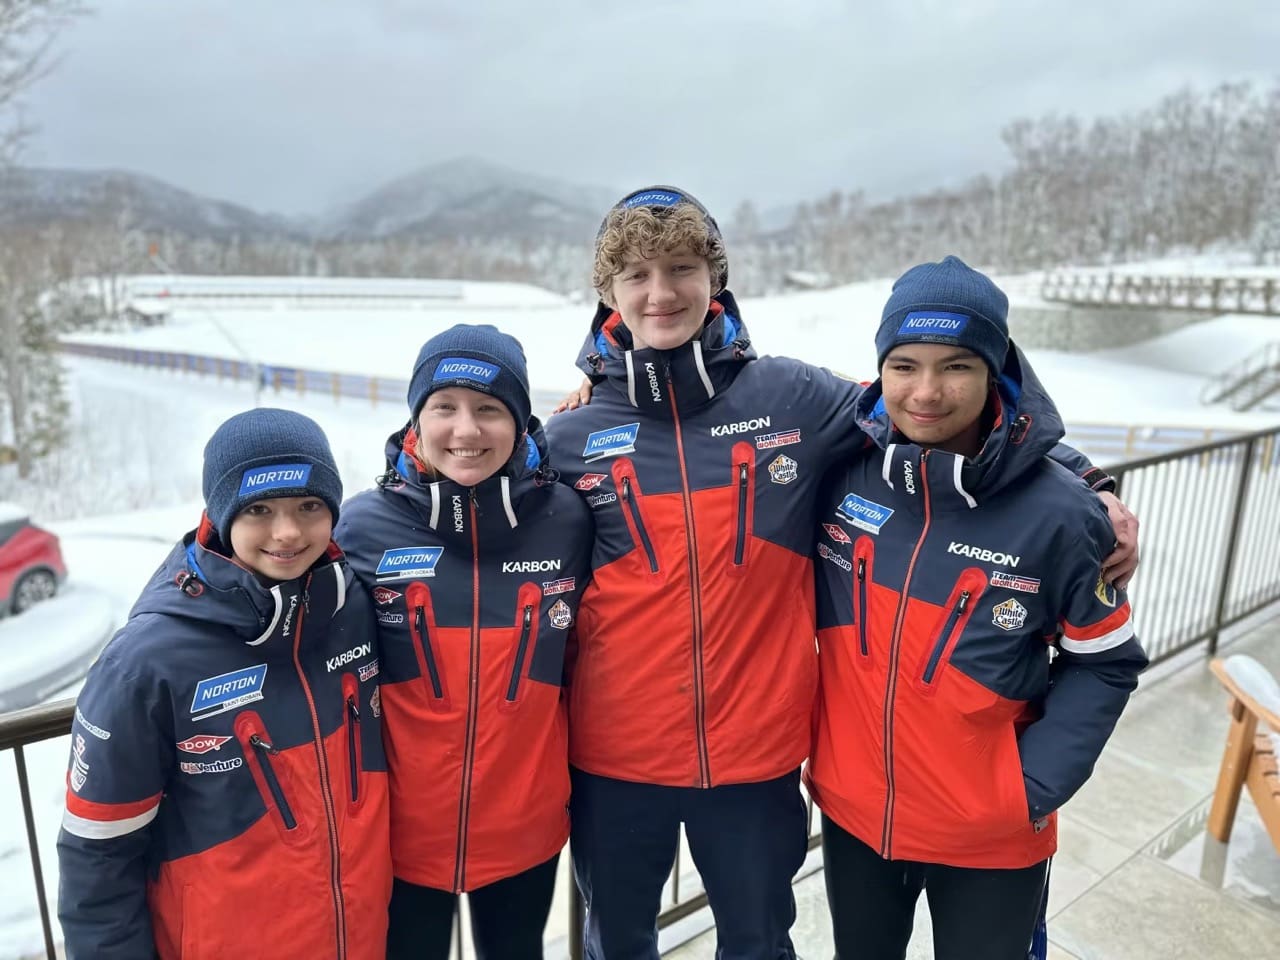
[
  {"x1": 249, "y1": 734, "x2": 298, "y2": 830},
  {"x1": 733, "y1": 461, "x2": 749, "y2": 565},
  {"x1": 453, "y1": 494, "x2": 483, "y2": 893},
  {"x1": 667, "y1": 370, "x2": 711, "y2": 788},
  {"x1": 506, "y1": 604, "x2": 534, "y2": 701},
  {"x1": 880, "y1": 451, "x2": 931, "y2": 859},
  {"x1": 856, "y1": 557, "x2": 869, "y2": 657},
  {"x1": 621, "y1": 476, "x2": 659, "y2": 572},
  {"x1": 413, "y1": 605, "x2": 444, "y2": 699},
  {"x1": 922, "y1": 591, "x2": 971, "y2": 685},
  {"x1": 345, "y1": 694, "x2": 361, "y2": 804},
  {"x1": 290, "y1": 598, "x2": 347, "y2": 959}
]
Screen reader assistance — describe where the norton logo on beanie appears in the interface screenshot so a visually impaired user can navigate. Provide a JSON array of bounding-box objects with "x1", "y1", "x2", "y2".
[
  {"x1": 435, "y1": 357, "x2": 499, "y2": 385},
  {"x1": 238, "y1": 464, "x2": 313, "y2": 496},
  {"x1": 898, "y1": 311, "x2": 970, "y2": 338},
  {"x1": 623, "y1": 189, "x2": 683, "y2": 208}
]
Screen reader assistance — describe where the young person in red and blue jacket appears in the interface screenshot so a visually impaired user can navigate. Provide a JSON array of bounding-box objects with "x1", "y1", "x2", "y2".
[
  {"x1": 336, "y1": 325, "x2": 593, "y2": 960},
  {"x1": 808, "y1": 257, "x2": 1149, "y2": 960},
  {"x1": 57, "y1": 409, "x2": 391, "y2": 960},
  {"x1": 546, "y1": 188, "x2": 1140, "y2": 960}
]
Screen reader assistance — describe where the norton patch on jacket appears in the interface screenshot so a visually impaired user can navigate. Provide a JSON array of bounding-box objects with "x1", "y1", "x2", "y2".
[
  {"x1": 807, "y1": 347, "x2": 1149, "y2": 870},
  {"x1": 57, "y1": 523, "x2": 390, "y2": 960},
  {"x1": 336, "y1": 418, "x2": 593, "y2": 893},
  {"x1": 545, "y1": 293, "x2": 872, "y2": 789}
]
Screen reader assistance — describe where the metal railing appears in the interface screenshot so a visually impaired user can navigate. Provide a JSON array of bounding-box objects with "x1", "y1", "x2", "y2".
[
  {"x1": 4, "y1": 424, "x2": 1280, "y2": 958},
  {"x1": 1199, "y1": 341, "x2": 1280, "y2": 411},
  {"x1": 1041, "y1": 271, "x2": 1280, "y2": 315}
]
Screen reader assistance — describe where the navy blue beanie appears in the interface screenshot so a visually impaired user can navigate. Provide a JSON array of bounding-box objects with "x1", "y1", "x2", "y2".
[
  {"x1": 598, "y1": 185, "x2": 728, "y2": 291},
  {"x1": 407, "y1": 324, "x2": 531, "y2": 434},
  {"x1": 202, "y1": 408, "x2": 343, "y2": 545},
  {"x1": 876, "y1": 256, "x2": 1010, "y2": 374}
]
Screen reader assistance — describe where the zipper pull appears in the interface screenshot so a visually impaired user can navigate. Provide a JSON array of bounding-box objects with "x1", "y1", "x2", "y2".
[
  {"x1": 857, "y1": 558, "x2": 866, "y2": 581},
  {"x1": 414, "y1": 606, "x2": 425, "y2": 634},
  {"x1": 347, "y1": 695, "x2": 359, "y2": 722},
  {"x1": 738, "y1": 462, "x2": 748, "y2": 483},
  {"x1": 523, "y1": 605, "x2": 533, "y2": 628},
  {"x1": 621, "y1": 477, "x2": 632, "y2": 501},
  {"x1": 958, "y1": 590, "x2": 971, "y2": 612},
  {"x1": 249, "y1": 734, "x2": 278, "y2": 754}
]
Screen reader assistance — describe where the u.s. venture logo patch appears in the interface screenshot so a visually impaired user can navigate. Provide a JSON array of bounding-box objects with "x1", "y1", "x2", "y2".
[
  {"x1": 238, "y1": 464, "x2": 311, "y2": 496},
  {"x1": 191, "y1": 664, "x2": 268, "y2": 721},
  {"x1": 836, "y1": 494, "x2": 894, "y2": 535},
  {"x1": 583, "y1": 423, "x2": 640, "y2": 463},
  {"x1": 434, "y1": 357, "x2": 499, "y2": 385},
  {"x1": 376, "y1": 546, "x2": 444, "y2": 581}
]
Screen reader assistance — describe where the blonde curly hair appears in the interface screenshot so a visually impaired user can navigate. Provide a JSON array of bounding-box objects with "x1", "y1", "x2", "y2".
[{"x1": 592, "y1": 203, "x2": 728, "y2": 305}]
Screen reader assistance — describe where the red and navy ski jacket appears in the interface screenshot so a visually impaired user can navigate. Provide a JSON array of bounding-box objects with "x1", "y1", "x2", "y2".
[
  {"x1": 57, "y1": 521, "x2": 390, "y2": 960},
  {"x1": 806, "y1": 346, "x2": 1148, "y2": 870},
  {"x1": 335, "y1": 419, "x2": 593, "y2": 892},
  {"x1": 544, "y1": 293, "x2": 871, "y2": 788}
]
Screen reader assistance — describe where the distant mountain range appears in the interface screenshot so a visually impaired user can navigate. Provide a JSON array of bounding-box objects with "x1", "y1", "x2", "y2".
[{"x1": 0, "y1": 157, "x2": 622, "y2": 245}]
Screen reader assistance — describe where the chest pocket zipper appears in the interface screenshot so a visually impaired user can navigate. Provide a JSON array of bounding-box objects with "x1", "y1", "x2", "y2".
[
  {"x1": 922, "y1": 591, "x2": 972, "y2": 686},
  {"x1": 249, "y1": 734, "x2": 297, "y2": 830},
  {"x1": 506, "y1": 605, "x2": 534, "y2": 702},
  {"x1": 620, "y1": 476, "x2": 659, "y2": 573}
]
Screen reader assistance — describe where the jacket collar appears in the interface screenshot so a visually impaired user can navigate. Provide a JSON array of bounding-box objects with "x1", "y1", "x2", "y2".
[
  {"x1": 576, "y1": 291, "x2": 755, "y2": 418},
  {"x1": 377, "y1": 416, "x2": 554, "y2": 541},
  {"x1": 129, "y1": 515, "x2": 349, "y2": 651},
  {"x1": 854, "y1": 341, "x2": 1065, "y2": 507}
]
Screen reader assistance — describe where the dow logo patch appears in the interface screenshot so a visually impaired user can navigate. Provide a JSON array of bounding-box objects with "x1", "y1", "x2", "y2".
[
  {"x1": 583, "y1": 423, "x2": 640, "y2": 463},
  {"x1": 375, "y1": 546, "x2": 444, "y2": 582},
  {"x1": 191, "y1": 664, "x2": 268, "y2": 721}
]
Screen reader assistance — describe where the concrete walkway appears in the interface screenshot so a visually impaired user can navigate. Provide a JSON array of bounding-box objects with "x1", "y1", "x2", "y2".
[{"x1": 665, "y1": 616, "x2": 1280, "y2": 959}]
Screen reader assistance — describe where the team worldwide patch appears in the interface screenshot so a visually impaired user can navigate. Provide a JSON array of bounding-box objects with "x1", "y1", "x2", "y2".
[
  {"x1": 755, "y1": 429, "x2": 801, "y2": 450},
  {"x1": 542, "y1": 577, "x2": 575, "y2": 596},
  {"x1": 990, "y1": 572, "x2": 1040, "y2": 595}
]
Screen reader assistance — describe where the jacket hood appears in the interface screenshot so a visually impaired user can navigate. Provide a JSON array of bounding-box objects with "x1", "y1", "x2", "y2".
[
  {"x1": 853, "y1": 341, "x2": 1066, "y2": 502},
  {"x1": 376, "y1": 414, "x2": 556, "y2": 541},
  {"x1": 127, "y1": 515, "x2": 351, "y2": 651},
  {"x1": 575, "y1": 291, "x2": 755, "y2": 417}
]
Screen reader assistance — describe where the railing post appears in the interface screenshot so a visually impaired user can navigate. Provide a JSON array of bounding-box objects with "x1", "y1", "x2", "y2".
[
  {"x1": 569, "y1": 880, "x2": 585, "y2": 960},
  {"x1": 15, "y1": 745, "x2": 58, "y2": 960},
  {"x1": 1208, "y1": 437, "x2": 1258, "y2": 654}
]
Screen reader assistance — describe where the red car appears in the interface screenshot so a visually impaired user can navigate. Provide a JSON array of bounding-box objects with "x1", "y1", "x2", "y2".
[{"x1": 0, "y1": 503, "x2": 67, "y2": 617}]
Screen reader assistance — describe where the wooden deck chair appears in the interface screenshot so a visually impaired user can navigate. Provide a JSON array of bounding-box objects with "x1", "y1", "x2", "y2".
[{"x1": 1207, "y1": 655, "x2": 1280, "y2": 852}]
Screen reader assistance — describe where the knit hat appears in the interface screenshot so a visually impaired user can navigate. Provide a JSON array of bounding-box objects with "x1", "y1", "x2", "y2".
[
  {"x1": 202, "y1": 408, "x2": 343, "y2": 545},
  {"x1": 597, "y1": 185, "x2": 728, "y2": 291},
  {"x1": 407, "y1": 324, "x2": 531, "y2": 433},
  {"x1": 875, "y1": 256, "x2": 1010, "y2": 374}
]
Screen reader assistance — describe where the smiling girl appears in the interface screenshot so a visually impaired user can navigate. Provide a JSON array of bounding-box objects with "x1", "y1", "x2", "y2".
[{"x1": 336, "y1": 324, "x2": 593, "y2": 960}]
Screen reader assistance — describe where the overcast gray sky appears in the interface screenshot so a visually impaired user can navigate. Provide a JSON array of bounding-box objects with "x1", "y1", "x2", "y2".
[{"x1": 17, "y1": 0, "x2": 1280, "y2": 218}]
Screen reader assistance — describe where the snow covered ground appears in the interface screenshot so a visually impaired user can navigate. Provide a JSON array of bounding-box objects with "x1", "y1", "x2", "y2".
[{"x1": 0, "y1": 271, "x2": 1278, "y2": 955}]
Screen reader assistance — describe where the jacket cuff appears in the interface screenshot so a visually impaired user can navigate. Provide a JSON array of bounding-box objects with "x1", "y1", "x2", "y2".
[{"x1": 1082, "y1": 467, "x2": 1116, "y2": 493}]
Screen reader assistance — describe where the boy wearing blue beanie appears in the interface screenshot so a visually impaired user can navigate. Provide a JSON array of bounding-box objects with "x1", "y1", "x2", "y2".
[{"x1": 58, "y1": 408, "x2": 391, "y2": 960}]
